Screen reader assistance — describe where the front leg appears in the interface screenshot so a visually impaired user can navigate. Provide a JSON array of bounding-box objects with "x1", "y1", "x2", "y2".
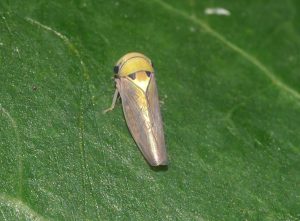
[{"x1": 102, "y1": 88, "x2": 119, "y2": 114}]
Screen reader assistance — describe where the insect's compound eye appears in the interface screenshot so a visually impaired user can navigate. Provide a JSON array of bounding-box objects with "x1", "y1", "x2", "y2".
[
  {"x1": 113, "y1": 65, "x2": 119, "y2": 74},
  {"x1": 128, "y1": 73, "x2": 136, "y2": 80},
  {"x1": 146, "y1": 71, "x2": 151, "y2": 77}
]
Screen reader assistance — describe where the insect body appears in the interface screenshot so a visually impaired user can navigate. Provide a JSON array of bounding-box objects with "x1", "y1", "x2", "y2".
[{"x1": 104, "y1": 52, "x2": 168, "y2": 166}]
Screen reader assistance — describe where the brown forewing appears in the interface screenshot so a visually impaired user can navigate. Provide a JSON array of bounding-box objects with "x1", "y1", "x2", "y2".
[{"x1": 116, "y1": 74, "x2": 167, "y2": 166}]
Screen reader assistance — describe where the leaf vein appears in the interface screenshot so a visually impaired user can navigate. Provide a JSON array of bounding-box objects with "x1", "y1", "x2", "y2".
[
  {"x1": 151, "y1": 0, "x2": 300, "y2": 102},
  {"x1": 24, "y1": 17, "x2": 90, "y2": 81},
  {"x1": 25, "y1": 17, "x2": 101, "y2": 219},
  {"x1": 0, "y1": 105, "x2": 23, "y2": 199},
  {"x1": 221, "y1": 85, "x2": 273, "y2": 139},
  {"x1": 0, "y1": 194, "x2": 47, "y2": 221},
  {"x1": 78, "y1": 94, "x2": 88, "y2": 217}
]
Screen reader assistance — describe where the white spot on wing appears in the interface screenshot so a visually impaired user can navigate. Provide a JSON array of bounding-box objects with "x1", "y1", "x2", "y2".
[{"x1": 205, "y1": 8, "x2": 231, "y2": 16}]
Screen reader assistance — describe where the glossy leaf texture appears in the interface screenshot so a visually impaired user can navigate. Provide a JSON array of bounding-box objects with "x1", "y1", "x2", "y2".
[{"x1": 0, "y1": 0, "x2": 299, "y2": 220}]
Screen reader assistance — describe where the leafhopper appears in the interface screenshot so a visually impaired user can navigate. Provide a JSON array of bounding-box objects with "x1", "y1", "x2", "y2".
[{"x1": 104, "y1": 52, "x2": 168, "y2": 166}]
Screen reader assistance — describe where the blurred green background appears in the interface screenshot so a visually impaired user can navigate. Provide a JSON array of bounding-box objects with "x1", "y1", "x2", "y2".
[{"x1": 0, "y1": 0, "x2": 299, "y2": 220}]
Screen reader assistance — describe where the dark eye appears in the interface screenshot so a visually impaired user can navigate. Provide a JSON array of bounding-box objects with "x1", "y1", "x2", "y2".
[
  {"x1": 146, "y1": 71, "x2": 151, "y2": 77},
  {"x1": 128, "y1": 73, "x2": 136, "y2": 80},
  {"x1": 113, "y1": 65, "x2": 119, "y2": 74}
]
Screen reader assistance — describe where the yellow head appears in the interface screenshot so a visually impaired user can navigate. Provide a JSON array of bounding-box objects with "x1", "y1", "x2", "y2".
[{"x1": 114, "y1": 52, "x2": 154, "y2": 77}]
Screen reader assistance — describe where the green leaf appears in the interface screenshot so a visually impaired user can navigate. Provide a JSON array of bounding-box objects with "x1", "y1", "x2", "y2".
[{"x1": 1, "y1": 0, "x2": 299, "y2": 220}]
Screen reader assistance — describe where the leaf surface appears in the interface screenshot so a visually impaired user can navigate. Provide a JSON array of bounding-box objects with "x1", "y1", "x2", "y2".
[{"x1": 0, "y1": 0, "x2": 299, "y2": 220}]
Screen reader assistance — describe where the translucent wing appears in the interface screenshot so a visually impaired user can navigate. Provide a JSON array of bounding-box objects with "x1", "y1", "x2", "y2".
[{"x1": 116, "y1": 74, "x2": 167, "y2": 166}]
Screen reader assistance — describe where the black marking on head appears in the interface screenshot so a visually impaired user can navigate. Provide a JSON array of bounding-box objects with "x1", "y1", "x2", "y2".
[
  {"x1": 113, "y1": 65, "x2": 119, "y2": 74},
  {"x1": 146, "y1": 71, "x2": 151, "y2": 77},
  {"x1": 128, "y1": 73, "x2": 136, "y2": 80}
]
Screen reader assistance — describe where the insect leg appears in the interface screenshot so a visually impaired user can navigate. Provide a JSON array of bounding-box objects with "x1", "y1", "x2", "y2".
[{"x1": 102, "y1": 88, "x2": 119, "y2": 114}]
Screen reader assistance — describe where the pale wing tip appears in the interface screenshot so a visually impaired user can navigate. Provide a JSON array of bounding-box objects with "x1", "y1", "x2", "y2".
[
  {"x1": 148, "y1": 157, "x2": 168, "y2": 167},
  {"x1": 143, "y1": 146, "x2": 168, "y2": 167}
]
